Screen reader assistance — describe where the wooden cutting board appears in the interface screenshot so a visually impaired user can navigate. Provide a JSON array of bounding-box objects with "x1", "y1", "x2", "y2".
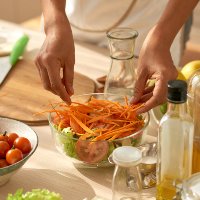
[{"x1": 0, "y1": 59, "x2": 95, "y2": 125}]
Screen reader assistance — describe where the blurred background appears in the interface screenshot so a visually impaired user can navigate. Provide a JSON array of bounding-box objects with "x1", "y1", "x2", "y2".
[
  {"x1": 0, "y1": 0, "x2": 199, "y2": 65},
  {"x1": 0, "y1": 0, "x2": 41, "y2": 23}
]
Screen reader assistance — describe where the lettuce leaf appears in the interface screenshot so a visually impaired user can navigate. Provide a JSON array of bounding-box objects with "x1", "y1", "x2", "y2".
[
  {"x1": 63, "y1": 137, "x2": 77, "y2": 158},
  {"x1": 7, "y1": 189, "x2": 62, "y2": 200},
  {"x1": 60, "y1": 128, "x2": 77, "y2": 158}
]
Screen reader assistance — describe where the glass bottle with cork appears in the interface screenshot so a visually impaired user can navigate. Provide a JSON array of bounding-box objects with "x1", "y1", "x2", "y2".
[{"x1": 157, "y1": 80, "x2": 194, "y2": 200}]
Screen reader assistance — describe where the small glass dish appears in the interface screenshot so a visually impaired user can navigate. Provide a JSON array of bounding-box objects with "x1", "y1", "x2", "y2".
[
  {"x1": 49, "y1": 93, "x2": 150, "y2": 168},
  {"x1": 138, "y1": 142, "x2": 157, "y2": 189}
]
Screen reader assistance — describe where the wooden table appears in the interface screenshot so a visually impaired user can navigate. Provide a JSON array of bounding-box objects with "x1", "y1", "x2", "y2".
[{"x1": 0, "y1": 20, "x2": 157, "y2": 199}]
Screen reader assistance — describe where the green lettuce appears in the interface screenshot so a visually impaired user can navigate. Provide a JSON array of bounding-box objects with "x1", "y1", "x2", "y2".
[
  {"x1": 60, "y1": 127, "x2": 77, "y2": 158},
  {"x1": 7, "y1": 189, "x2": 62, "y2": 200}
]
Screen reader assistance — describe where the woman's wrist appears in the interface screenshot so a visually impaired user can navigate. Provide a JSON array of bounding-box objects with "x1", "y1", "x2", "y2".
[
  {"x1": 44, "y1": 12, "x2": 69, "y2": 35},
  {"x1": 148, "y1": 25, "x2": 175, "y2": 50}
]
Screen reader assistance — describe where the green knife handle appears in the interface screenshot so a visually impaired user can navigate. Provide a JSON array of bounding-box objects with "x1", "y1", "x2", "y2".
[{"x1": 9, "y1": 34, "x2": 29, "y2": 65}]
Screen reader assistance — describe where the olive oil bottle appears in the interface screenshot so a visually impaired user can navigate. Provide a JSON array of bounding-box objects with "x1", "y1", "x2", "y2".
[{"x1": 156, "y1": 80, "x2": 194, "y2": 200}]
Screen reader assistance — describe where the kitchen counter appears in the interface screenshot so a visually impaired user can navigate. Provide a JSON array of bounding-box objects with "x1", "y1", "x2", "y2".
[{"x1": 0, "y1": 19, "x2": 157, "y2": 199}]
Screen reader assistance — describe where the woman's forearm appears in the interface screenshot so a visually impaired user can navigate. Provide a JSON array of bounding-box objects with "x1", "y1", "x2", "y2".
[
  {"x1": 41, "y1": 0, "x2": 68, "y2": 34},
  {"x1": 153, "y1": 0, "x2": 199, "y2": 48}
]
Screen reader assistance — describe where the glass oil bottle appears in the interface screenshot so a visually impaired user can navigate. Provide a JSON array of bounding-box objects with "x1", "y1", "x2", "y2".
[{"x1": 157, "y1": 80, "x2": 194, "y2": 200}]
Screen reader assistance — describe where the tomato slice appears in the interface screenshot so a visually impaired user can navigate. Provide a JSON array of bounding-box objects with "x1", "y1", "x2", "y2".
[{"x1": 75, "y1": 140, "x2": 109, "y2": 164}]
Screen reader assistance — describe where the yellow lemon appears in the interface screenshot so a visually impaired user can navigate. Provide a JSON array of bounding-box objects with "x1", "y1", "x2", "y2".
[
  {"x1": 177, "y1": 70, "x2": 186, "y2": 81},
  {"x1": 181, "y1": 60, "x2": 200, "y2": 80}
]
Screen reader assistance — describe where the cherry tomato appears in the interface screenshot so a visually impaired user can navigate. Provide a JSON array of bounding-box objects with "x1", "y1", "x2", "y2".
[
  {"x1": 6, "y1": 149, "x2": 23, "y2": 165},
  {"x1": 0, "y1": 159, "x2": 9, "y2": 168},
  {"x1": 0, "y1": 141, "x2": 10, "y2": 158},
  {"x1": 7, "y1": 133, "x2": 19, "y2": 147},
  {"x1": 75, "y1": 140, "x2": 109, "y2": 164},
  {"x1": 0, "y1": 132, "x2": 9, "y2": 143},
  {"x1": 14, "y1": 137, "x2": 31, "y2": 154}
]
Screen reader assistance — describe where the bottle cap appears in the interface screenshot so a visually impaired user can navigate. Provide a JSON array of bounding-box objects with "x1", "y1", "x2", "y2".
[
  {"x1": 167, "y1": 80, "x2": 187, "y2": 103},
  {"x1": 112, "y1": 146, "x2": 142, "y2": 167}
]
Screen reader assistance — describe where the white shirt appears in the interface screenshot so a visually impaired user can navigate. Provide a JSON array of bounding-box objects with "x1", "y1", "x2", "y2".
[{"x1": 66, "y1": 0, "x2": 182, "y2": 66}]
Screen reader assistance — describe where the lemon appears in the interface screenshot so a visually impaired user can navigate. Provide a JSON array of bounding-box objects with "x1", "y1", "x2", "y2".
[
  {"x1": 156, "y1": 64, "x2": 196, "y2": 121},
  {"x1": 177, "y1": 71, "x2": 186, "y2": 81},
  {"x1": 181, "y1": 60, "x2": 200, "y2": 80}
]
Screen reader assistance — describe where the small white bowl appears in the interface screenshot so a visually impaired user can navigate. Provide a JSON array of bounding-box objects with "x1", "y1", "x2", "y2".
[{"x1": 0, "y1": 117, "x2": 38, "y2": 186}]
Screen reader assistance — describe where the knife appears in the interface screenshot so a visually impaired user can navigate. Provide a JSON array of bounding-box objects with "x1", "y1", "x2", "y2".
[{"x1": 0, "y1": 34, "x2": 29, "y2": 85}]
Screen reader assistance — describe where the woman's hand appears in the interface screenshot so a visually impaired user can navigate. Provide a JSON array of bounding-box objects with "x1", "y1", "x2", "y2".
[
  {"x1": 131, "y1": 28, "x2": 178, "y2": 113},
  {"x1": 130, "y1": 0, "x2": 199, "y2": 113},
  {"x1": 35, "y1": 19, "x2": 75, "y2": 104}
]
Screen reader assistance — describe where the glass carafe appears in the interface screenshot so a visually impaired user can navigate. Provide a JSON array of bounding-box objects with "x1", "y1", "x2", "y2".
[{"x1": 104, "y1": 28, "x2": 138, "y2": 98}]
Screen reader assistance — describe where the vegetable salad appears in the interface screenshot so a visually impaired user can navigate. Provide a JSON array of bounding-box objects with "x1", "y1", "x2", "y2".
[{"x1": 49, "y1": 97, "x2": 145, "y2": 164}]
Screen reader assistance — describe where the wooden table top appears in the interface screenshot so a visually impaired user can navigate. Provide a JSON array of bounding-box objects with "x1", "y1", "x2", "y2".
[{"x1": 0, "y1": 20, "x2": 157, "y2": 200}]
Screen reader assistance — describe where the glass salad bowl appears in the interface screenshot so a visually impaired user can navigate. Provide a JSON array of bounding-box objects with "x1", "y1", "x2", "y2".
[{"x1": 48, "y1": 93, "x2": 150, "y2": 168}]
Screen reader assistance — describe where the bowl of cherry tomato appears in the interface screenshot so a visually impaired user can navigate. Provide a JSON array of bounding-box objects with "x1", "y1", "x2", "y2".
[
  {"x1": 49, "y1": 93, "x2": 149, "y2": 168},
  {"x1": 0, "y1": 117, "x2": 38, "y2": 186}
]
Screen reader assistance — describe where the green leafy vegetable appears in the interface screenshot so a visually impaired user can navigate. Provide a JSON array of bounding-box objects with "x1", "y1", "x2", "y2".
[
  {"x1": 131, "y1": 136, "x2": 142, "y2": 146},
  {"x1": 108, "y1": 143, "x2": 115, "y2": 155},
  {"x1": 60, "y1": 128, "x2": 77, "y2": 158},
  {"x1": 7, "y1": 189, "x2": 62, "y2": 200}
]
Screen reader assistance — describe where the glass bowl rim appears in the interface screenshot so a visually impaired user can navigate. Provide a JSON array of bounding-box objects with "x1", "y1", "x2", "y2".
[{"x1": 48, "y1": 93, "x2": 150, "y2": 142}]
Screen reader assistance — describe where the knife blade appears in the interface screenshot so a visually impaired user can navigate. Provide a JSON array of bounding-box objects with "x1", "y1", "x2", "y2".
[{"x1": 0, "y1": 34, "x2": 29, "y2": 85}]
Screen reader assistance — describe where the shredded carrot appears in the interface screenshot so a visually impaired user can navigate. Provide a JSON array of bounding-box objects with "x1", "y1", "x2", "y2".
[
  {"x1": 48, "y1": 96, "x2": 145, "y2": 141},
  {"x1": 70, "y1": 113, "x2": 95, "y2": 135}
]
